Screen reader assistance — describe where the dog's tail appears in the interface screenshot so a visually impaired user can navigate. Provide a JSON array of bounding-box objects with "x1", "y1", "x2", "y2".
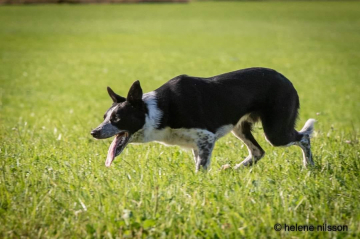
[{"x1": 299, "y1": 119, "x2": 316, "y2": 137}]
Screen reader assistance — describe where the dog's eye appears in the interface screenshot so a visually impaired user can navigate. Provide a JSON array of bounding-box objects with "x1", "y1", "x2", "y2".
[
  {"x1": 111, "y1": 115, "x2": 121, "y2": 123},
  {"x1": 103, "y1": 114, "x2": 106, "y2": 120}
]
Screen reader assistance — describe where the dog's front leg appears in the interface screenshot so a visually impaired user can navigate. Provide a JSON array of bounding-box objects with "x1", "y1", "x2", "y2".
[
  {"x1": 195, "y1": 134, "x2": 215, "y2": 172},
  {"x1": 192, "y1": 149, "x2": 199, "y2": 165}
]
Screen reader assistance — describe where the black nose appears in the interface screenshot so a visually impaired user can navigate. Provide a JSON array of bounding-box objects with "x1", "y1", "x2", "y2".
[{"x1": 91, "y1": 130, "x2": 99, "y2": 137}]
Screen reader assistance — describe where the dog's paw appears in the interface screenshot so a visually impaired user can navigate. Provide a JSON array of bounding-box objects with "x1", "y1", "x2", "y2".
[
  {"x1": 233, "y1": 163, "x2": 247, "y2": 169},
  {"x1": 221, "y1": 164, "x2": 231, "y2": 170}
]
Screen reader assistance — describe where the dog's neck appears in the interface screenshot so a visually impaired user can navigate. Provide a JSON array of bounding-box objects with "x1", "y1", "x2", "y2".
[{"x1": 130, "y1": 91, "x2": 163, "y2": 143}]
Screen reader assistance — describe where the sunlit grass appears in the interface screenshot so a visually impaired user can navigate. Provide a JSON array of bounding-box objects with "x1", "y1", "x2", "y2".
[{"x1": 1, "y1": 2, "x2": 360, "y2": 238}]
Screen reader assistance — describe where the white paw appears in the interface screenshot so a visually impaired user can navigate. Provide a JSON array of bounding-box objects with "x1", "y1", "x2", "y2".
[
  {"x1": 233, "y1": 163, "x2": 243, "y2": 170},
  {"x1": 221, "y1": 164, "x2": 231, "y2": 170}
]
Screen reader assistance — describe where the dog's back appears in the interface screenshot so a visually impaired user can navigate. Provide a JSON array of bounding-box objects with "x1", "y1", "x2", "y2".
[{"x1": 153, "y1": 67, "x2": 299, "y2": 133}]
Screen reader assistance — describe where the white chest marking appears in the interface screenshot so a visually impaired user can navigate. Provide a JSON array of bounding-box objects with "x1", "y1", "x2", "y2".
[{"x1": 130, "y1": 91, "x2": 234, "y2": 149}]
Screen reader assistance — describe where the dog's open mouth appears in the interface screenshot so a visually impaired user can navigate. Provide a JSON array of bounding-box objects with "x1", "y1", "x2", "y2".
[{"x1": 105, "y1": 131, "x2": 130, "y2": 167}]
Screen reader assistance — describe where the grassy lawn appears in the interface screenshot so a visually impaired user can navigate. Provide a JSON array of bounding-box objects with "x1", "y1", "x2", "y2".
[{"x1": 1, "y1": 1, "x2": 360, "y2": 238}]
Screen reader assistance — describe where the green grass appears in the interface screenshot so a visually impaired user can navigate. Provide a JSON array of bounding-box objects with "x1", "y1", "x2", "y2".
[{"x1": 1, "y1": 1, "x2": 360, "y2": 238}]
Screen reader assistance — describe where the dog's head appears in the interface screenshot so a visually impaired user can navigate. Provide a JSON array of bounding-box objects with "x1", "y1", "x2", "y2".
[{"x1": 91, "y1": 81, "x2": 147, "y2": 167}]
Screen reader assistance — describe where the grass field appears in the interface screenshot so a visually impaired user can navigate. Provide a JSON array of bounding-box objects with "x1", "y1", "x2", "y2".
[{"x1": 1, "y1": 1, "x2": 360, "y2": 238}]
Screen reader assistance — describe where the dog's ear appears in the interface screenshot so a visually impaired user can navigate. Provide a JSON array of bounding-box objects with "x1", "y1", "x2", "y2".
[
  {"x1": 127, "y1": 80, "x2": 143, "y2": 106},
  {"x1": 107, "y1": 87, "x2": 126, "y2": 103}
]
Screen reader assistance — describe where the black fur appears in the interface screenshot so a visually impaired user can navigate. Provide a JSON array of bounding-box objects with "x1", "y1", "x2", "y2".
[
  {"x1": 107, "y1": 86, "x2": 126, "y2": 103},
  {"x1": 153, "y1": 67, "x2": 301, "y2": 146}
]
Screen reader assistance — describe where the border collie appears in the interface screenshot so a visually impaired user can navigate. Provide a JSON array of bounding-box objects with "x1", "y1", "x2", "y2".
[{"x1": 91, "y1": 67, "x2": 315, "y2": 171}]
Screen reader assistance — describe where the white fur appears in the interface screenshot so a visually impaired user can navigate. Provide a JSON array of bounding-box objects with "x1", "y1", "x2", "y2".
[
  {"x1": 105, "y1": 105, "x2": 117, "y2": 121},
  {"x1": 159, "y1": 128, "x2": 214, "y2": 148},
  {"x1": 300, "y1": 119, "x2": 316, "y2": 136},
  {"x1": 131, "y1": 91, "x2": 164, "y2": 143},
  {"x1": 142, "y1": 92, "x2": 163, "y2": 129}
]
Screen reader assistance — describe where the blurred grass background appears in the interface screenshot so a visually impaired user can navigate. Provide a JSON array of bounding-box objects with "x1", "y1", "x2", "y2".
[{"x1": 1, "y1": 1, "x2": 360, "y2": 238}]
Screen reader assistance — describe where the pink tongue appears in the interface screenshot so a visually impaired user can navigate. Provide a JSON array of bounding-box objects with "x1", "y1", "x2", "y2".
[{"x1": 105, "y1": 136, "x2": 119, "y2": 167}]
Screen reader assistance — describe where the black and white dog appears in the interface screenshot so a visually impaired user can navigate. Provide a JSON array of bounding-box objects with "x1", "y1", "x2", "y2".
[{"x1": 91, "y1": 67, "x2": 315, "y2": 171}]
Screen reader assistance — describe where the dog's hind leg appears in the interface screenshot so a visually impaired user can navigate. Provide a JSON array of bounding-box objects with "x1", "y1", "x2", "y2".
[
  {"x1": 261, "y1": 96, "x2": 315, "y2": 167},
  {"x1": 232, "y1": 120, "x2": 265, "y2": 169},
  {"x1": 295, "y1": 119, "x2": 316, "y2": 166}
]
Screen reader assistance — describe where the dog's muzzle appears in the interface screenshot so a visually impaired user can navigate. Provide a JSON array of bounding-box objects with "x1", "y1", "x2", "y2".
[
  {"x1": 90, "y1": 121, "x2": 120, "y2": 139},
  {"x1": 91, "y1": 129, "x2": 101, "y2": 138}
]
